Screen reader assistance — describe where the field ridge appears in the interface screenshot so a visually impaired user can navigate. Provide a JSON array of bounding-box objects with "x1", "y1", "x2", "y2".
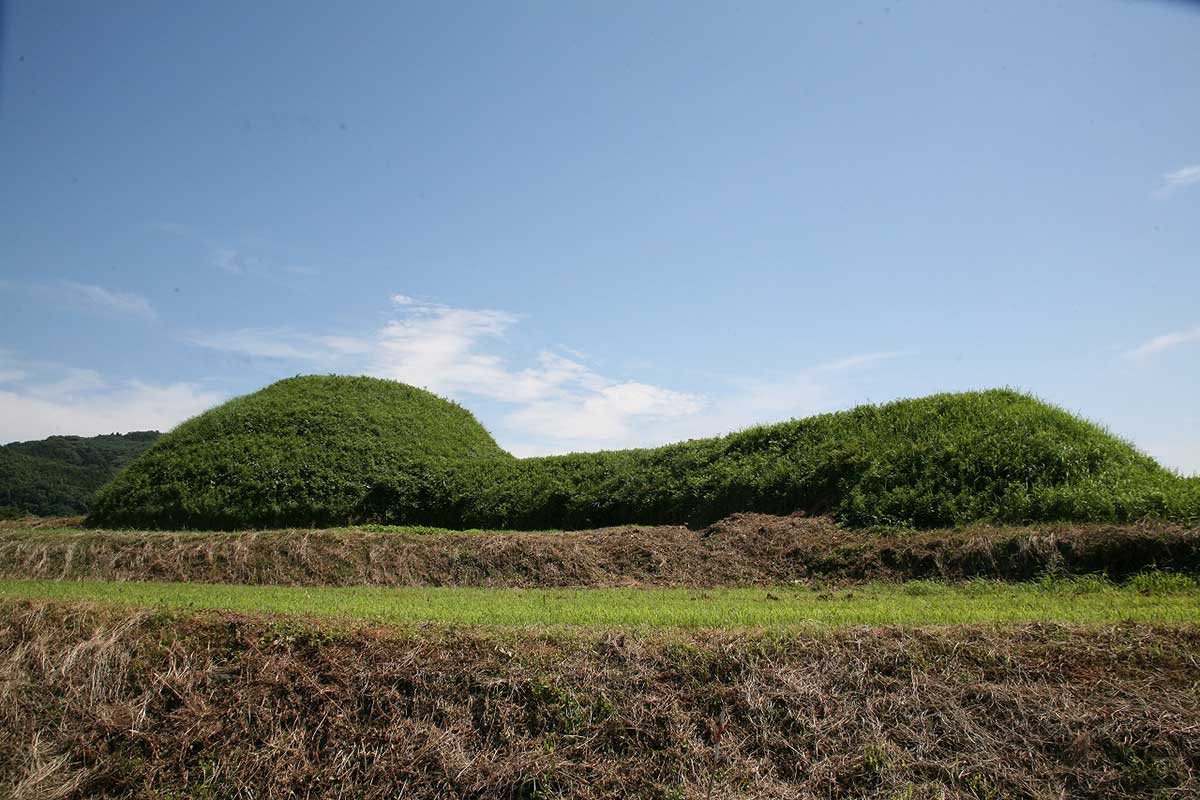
[
  {"x1": 6, "y1": 514, "x2": 1198, "y2": 588},
  {"x1": 3, "y1": 602, "x2": 1198, "y2": 799}
]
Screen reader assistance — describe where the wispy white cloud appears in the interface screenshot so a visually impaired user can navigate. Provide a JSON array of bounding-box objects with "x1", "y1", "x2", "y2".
[
  {"x1": 815, "y1": 351, "x2": 913, "y2": 372},
  {"x1": 148, "y1": 221, "x2": 193, "y2": 237},
  {"x1": 1156, "y1": 164, "x2": 1200, "y2": 197},
  {"x1": 1141, "y1": 437, "x2": 1200, "y2": 478},
  {"x1": 24, "y1": 367, "x2": 108, "y2": 398},
  {"x1": 56, "y1": 282, "x2": 156, "y2": 320},
  {"x1": 153, "y1": 221, "x2": 319, "y2": 282},
  {"x1": 188, "y1": 294, "x2": 909, "y2": 454},
  {"x1": 187, "y1": 328, "x2": 372, "y2": 362},
  {"x1": 505, "y1": 379, "x2": 704, "y2": 451},
  {"x1": 0, "y1": 367, "x2": 223, "y2": 443},
  {"x1": 369, "y1": 301, "x2": 706, "y2": 448},
  {"x1": 210, "y1": 247, "x2": 271, "y2": 276},
  {"x1": 1123, "y1": 325, "x2": 1200, "y2": 360},
  {"x1": 321, "y1": 335, "x2": 373, "y2": 355},
  {"x1": 2, "y1": 280, "x2": 155, "y2": 320}
]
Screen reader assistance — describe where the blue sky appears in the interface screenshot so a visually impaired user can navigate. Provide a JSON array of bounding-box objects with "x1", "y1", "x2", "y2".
[{"x1": 1, "y1": 0, "x2": 1198, "y2": 473}]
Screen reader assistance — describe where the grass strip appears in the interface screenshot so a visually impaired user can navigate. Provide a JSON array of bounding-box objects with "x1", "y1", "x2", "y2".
[{"x1": 1, "y1": 576, "x2": 1198, "y2": 628}]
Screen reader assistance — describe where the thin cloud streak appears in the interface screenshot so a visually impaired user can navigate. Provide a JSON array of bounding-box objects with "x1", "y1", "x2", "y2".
[
  {"x1": 187, "y1": 294, "x2": 909, "y2": 455},
  {"x1": 815, "y1": 351, "x2": 913, "y2": 372},
  {"x1": 187, "y1": 328, "x2": 372, "y2": 362},
  {"x1": 368, "y1": 299, "x2": 706, "y2": 446},
  {"x1": 1156, "y1": 164, "x2": 1200, "y2": 197},
  {"x1": 1124, "y1": 326, "x2": 1200, "y2": 360},
  {"x1": 152, "y1": 221, "x2": 320, "y2": 287},
  {"x1": 63, "y1": 282, "x2": 157, "y2": 319}
]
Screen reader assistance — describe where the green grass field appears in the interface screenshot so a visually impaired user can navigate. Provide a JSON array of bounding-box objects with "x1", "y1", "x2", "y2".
[{"x1": 3, "y1": 574, "x2": 1198, "y2": 627}]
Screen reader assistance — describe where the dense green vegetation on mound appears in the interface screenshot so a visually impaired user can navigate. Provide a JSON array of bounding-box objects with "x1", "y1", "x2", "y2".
[
  {"x1": 87, "y1": 376, "x2": 508, "y2": 528},
  {"x1": 0, "y1": 431, "x2": 160, "y2": 517},
  {"x1": 88, "y1": 378, "x2": 1200, "y2": 530},
  {"x1": 363, "y1": 389, "x2": 1200, "y2": 529}
]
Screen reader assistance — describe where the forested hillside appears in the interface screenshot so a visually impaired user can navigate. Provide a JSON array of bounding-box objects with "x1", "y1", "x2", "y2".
[{"x1": 0, "y1": 431, "x2": 160, "y2": 517}]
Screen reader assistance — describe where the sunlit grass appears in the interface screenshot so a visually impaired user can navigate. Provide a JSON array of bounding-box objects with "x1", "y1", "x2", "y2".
[{"x1": 1, "y1": 576, "x2": 1197, "y2": 628}]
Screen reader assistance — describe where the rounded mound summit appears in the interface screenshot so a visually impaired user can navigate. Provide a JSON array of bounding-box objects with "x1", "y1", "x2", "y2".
[{"x1": 88, "y1": 375, "x2": 509, "y2": 529}]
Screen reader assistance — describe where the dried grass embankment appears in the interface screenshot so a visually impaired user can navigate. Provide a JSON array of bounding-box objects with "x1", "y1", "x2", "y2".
[
  {"x1": 2, "y1": 601, "x2": 1198, "y2": 799},
  {"x1": 2, "y1": 514, "x2": 1198, "y2": 588}
]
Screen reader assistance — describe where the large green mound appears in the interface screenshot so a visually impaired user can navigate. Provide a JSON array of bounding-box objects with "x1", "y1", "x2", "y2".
[
  {"x1": 89, "y1": 379, "x2": 1199, "y2": 530},
  {"x1": 87, "y1": 375, "x2": 509, "y2": 529},
  {"x1": 363, "y1": 389, "x2": 1199, "y2": 529}
]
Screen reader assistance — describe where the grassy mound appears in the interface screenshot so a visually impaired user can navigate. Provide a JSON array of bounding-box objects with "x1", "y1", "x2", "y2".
[
  {"x1": 90, "y1": 379, "x2": 1199, "y2": 530},
  {"x1": 87, "y1": 375, "x2": 508, "y2": 529},
  {"x1": 363, "y1": 389, "x2": 1199, "y2": 529}
]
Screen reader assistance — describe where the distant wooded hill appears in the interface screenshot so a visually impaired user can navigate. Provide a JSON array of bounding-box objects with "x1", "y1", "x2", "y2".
[{"x1": 0, "y1": 431, "x2": 161, "y2": 518}]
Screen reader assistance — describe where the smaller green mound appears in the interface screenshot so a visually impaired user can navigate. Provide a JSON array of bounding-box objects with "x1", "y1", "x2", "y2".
[
  {"x1": 88, "y1": 376, "x2": 509, "y2": 529},
  {"x1": 361, "y1": 390, "x2": 1200, "y2": 530}
]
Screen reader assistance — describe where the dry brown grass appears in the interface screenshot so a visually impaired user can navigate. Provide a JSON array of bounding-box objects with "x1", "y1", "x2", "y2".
[
  {"x1": 0, "y1": 516, "x2": 85, "y2": 530},
  {"x1": 2, "y1": 514, "x2": 1197, "y2": 588},
  {"x1": 2, "y1": 600, "x2": 1198, "y2": 798}
]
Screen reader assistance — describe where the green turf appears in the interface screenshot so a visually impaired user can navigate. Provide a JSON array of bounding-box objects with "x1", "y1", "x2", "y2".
[
  {"x1": 88, "y1": 377, "x2": 1200, "y2": 531},
  {"x1": 3, "y1": 575, "x2": 1198, "y2": 628}
]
